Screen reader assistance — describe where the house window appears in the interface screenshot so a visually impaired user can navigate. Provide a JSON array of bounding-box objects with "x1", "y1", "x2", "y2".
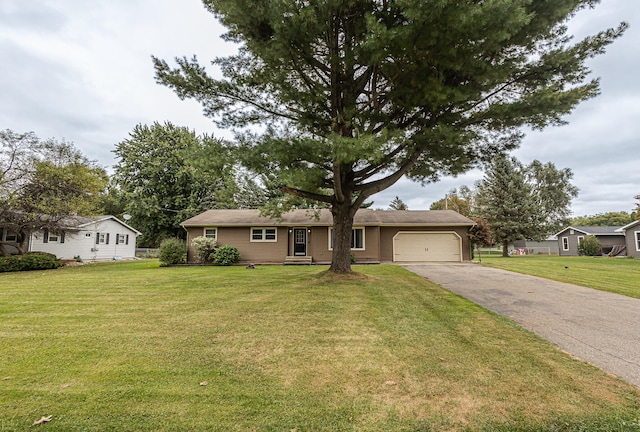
[
  {"x1": 96, "y1": 233, "x2": 110, "y2": 244},
  {"x1": 562, "y1": 237, "x2": 569, "y2": 251},
  {"x1": 251, "y1": 227, "x2": 277, "y2": 242},
  {"x1": 116, "y1": 234, "x2": 127, "y2": 244},
  {"x1": 636, "y1": 231, "x2": 640, "y2": 251},
  {"x1": 204, "y1": 228, "x2": 217, "y2": 239},
  {"x1": 329, "y1": 227, "x2": 365, "y2": 250},
  {"x1": 5, "y1": 231, "x2": 17, "y2": 242},
  {"x1": 48, "y1": 234, "x2": 59, "y2": 242},
  {"x1": 577, "y1": 236, "x2": 584, "y2": 245}
]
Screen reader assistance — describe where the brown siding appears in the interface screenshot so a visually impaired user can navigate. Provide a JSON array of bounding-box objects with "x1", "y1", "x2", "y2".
[
  {"x1": 379, "y1": 226, "x2": 472, "y2": 261},
  {"x1": 186, "y1": 226, "x2": 289, "y2": 263},
  {"x1": 186, "y1": 224, "x2": 472, "y2": 263}
]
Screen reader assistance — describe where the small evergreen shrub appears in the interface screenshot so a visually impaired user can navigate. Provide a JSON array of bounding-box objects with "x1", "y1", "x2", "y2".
[
  {"x1": 191, "y1": 236, "x2": 218, "y2": 263},
  {"x1": 158, "y1": 238, "x2": 187, "y2": 266},
  {"x1": 213, "y1": 245, "x2": 240, "y2": 266},
  {"x1": 0, "y1": 255, "x2": 22, "y2": 272},
  {"x1": 578, "y1": 235, "x2": 602, "y2": 256},
  {"x1": 0, "y1": 252, "x2": 63, "y2": 272}
]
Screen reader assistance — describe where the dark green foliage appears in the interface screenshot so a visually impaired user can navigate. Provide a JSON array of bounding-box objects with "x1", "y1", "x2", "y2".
[
  {"x1": 154, "y1": 0, "x2": 625, "y2": 272},
  {"x1": 158, "y1": 238, "x2": 187, "y2": 266},
  {"x1": 0, "y1": 252, "x2": 63, "y2": 272},
  {"x1": 213, "y1": 245, "x2": 240, "y2": 266},
  {"x1": 478, "y1": 156, "x2": 578, "y2": 256},
  {"x1": 112, "y1": 122, "x2": 240, "y2": 247},
  {"x1": 572, "y1": 212, "x2": 634, "y2": 226},
  {"x1": 0, "y1": 255, "x2": 21, "y2": 272},
  {"x1": 578, "y1": 235, "x2": 602, "y2": 256}
]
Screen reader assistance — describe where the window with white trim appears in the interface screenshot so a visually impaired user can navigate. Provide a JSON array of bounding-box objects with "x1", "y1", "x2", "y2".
[
  {"x1": 4, "y1": 230, "x2": 17, "y2": 242},
  {"x1": 329, "y1": 227, "x2": 365, "y2": 250},
  {"x1": 577, "y1": 236, "x2": 584, "y2": 245},
  {"x1": 251, "y1": 227, "x2": 277, "y2": 242},
  {"x1": 562, "y1": 237, "x2": 569, "y2": 251},
  {"x1": 204, "y1": 228, "x2": 217, "y2": 239},
  {"x1": 636, "y1": 231, "x2": 640, "y2": 251},
  {"x1": 48, "y1": 234, "x2": 59, "y2": 242}
]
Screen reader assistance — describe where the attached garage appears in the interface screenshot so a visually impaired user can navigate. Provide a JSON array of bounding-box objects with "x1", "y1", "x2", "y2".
[{"x1": 393, "y1": 231, "x2": 462, "y2": 262}]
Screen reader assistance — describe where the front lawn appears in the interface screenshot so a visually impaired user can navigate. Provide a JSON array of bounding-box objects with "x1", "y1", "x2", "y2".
[
  {"x1": 1, "y1": 261, "x2": 639, "y2": 431},
  {"x1": 478, "y1": 255, "x2": 640, "y2": 299}
]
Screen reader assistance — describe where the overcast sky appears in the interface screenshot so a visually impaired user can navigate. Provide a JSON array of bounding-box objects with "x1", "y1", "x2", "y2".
[{"x1": 1, "y1": 0, "x2": 638, "y2": 216}]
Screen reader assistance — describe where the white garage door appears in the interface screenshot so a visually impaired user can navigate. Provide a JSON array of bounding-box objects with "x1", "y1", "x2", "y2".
[{"x1": 393, "y1": 232, "x2": 462, "y2": 262}]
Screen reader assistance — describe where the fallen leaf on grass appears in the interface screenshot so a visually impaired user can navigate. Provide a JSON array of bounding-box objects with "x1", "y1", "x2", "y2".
[
  {"x1": 384, "y1": 380, "x2": 397, "y2": 386},
  {"x1": 33, "y1": 415, "x2": 52, "y2": 425},
  {"x1": 200, "y1": 381, "x2": 208, "y2": 386}
]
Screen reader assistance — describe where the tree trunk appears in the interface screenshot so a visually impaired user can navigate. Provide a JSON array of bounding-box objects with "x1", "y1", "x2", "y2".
[
  {"x1": 502, "y1": 240, "x2": 509, "y2": 257},
  {"x1": 329, "y1": 201, "x2": 356, "y2": 273}
]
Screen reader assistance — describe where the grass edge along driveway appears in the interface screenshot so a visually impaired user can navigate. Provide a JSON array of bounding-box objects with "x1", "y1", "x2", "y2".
[
  {"x1": 1, "y1": 261, "x2": 639, "y2": 431},
  {"x1": 478, "y1": 255, "x2": 640, "y2": 299}
]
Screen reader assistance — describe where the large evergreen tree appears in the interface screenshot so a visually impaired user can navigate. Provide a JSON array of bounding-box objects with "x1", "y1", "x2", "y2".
[
  {"x1": 477, "y1": 156, "x2": 577, "y2": 256},
  {"x1": 153, "y1": 0, "x2": 625, "y2": 272}
]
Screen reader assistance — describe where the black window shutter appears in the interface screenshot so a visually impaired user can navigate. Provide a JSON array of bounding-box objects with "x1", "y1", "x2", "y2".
[
  {"x1": 96, "y1": 233, "x2": 100, "y2": 244},
  {"x1": 106, "y1": 233, "x2": 110, "y2": 244},
  {"x1": 116, "y1": 234, "x2": 120, "y2": 244},
  {"x1": 43, "y1": 229, "x2": 49, "y2": 243},
  {"x1": 60, "y1": 232, "x2": 65, "y2": 244},
  {"x1": 125, "y1": 234, "x2": 129, "y2": 245}
]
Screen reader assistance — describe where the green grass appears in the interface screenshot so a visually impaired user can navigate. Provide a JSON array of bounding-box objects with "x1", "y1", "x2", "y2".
[
  {"x1": 1, "y1": 261, "x2": 639, "y2": 431},
  {"x1": 478, "y1": 255, "x2": 640, "y2": 299}
]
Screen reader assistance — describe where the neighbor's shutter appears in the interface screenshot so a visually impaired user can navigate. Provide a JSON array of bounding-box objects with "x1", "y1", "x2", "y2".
[
  {"x1": 96, "y1": 233, "x2": 100, "y2": 244},
  {"x1": 116, "y1": 234, "x2": 120, "y2": 244},
  {"x1": 60, "y1": 232, "x2": 65, "y2": 244},
  {"x1": 43, "y1": 229, "x2": 49, "y2": 243},
  {"x1": 106, "y1": 233, "x2": 110, "y2": 244},
  {"x1": 125, "y1": 234, "x2": 129, "y2": 245}
]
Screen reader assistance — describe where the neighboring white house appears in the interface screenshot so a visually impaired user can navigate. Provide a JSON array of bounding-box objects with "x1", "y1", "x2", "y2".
[{"x1": 29, "y1": 215, "x2": 142, "y2": 260}]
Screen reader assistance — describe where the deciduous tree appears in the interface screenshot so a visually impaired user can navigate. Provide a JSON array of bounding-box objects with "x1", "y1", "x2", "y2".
[
  {"x1": 154, "y1": 0, "x2": 625, "y2": 272},
  {"x1": 571, "y1": 211, "x2": 633, "y2": 227},
  {"x1": 0, "y1": 130, "x2": 108, "y2": 255},
  {"x1": 112, "y1": 122, "x2": 239, "y2": 247}
]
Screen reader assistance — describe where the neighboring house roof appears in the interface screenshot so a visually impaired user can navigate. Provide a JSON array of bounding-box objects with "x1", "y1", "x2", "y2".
[
  {"x1": 181, "y1": 209, "x2": 475, "y2": 228},
  {"x1": 616, "y1": 219, "x2": 640, "y2": 233},
  {"x1": 59, "y1": 215, "x2": 142, "y2": 236},
  {"x1": 555, "y1": 226, "x2": 624, "y2": 236}
]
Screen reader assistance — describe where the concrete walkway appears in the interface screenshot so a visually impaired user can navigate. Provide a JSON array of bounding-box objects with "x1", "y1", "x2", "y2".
[{"x1": 403, "y1": 263, "x2": 640, "y2": 388}]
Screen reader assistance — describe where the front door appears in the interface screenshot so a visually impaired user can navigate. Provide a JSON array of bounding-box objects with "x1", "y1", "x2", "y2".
[{"x1": 293, "y1": 228, "x2": 307, "y2": 256}]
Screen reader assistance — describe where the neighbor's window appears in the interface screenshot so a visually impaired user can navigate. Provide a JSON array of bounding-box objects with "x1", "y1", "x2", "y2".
[
  {"x1": 251, "y1": 227, "x2": 277, "y2": 242},
  {"x1": 48, "y1": 234, "x2": 59, "y2": 242},
  {"x1": 5, "y1": 231, "x2": 17, "y2": 242},
  {"x1": 577, "y1": 236, "x2": 584, "y2": 246},
  {"x1": 562, "y1": 237, "x2": 569, "y2": 251},
  {"x1": 636, "y1": 231, "x2": 640, "y2": 251},
  {"x1": 204, "y1": 228, "x2": 217, "y2": 239},
  {"x1": 329, "y1": 227, "x2": 365, "y2": 250}
]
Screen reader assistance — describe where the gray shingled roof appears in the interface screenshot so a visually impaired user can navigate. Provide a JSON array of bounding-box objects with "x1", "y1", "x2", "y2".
[
  {"x1": 557, "y1": 226, "x2": 624, "y2": 236},
  {"x1": 181, "y1": 209, "x2": 475, "y2": 227}
]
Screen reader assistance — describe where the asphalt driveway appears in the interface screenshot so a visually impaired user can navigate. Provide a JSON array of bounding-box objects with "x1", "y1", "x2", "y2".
[{"x1": 403, "y1": 263, "x2": 640, "y2": 388}]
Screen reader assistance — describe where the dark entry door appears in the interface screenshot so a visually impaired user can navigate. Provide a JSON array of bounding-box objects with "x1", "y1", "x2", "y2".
[{"x1": 293, "y1": 228, "x2": 307, "y2": 256}]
